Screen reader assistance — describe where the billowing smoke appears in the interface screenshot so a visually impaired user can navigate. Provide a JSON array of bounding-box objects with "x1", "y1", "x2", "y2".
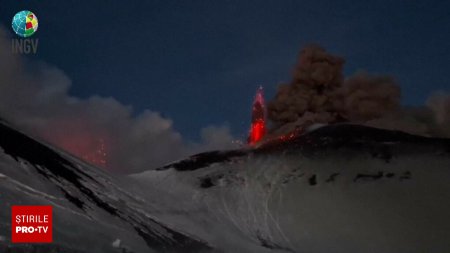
[
  {"x1": 427, "y1": 93, "x2": 450, "y2": 137},
  {"x1": 268, "y1": 45, "x2": 345, "y2": 126},
  {"x1": 0, "y1": 27, "x2": 237, "y2": 173},
  {"x1": 342, "y1": 72, "x2": 400, "y2": 121},
  {"x1": 268, "y1": 45, "x2": 449, "y2": 137}
]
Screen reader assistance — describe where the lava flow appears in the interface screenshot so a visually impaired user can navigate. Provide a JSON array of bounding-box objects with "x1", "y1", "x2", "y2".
[{"x1": 248, "y1": 86, "x2": 267, "y2": 145}]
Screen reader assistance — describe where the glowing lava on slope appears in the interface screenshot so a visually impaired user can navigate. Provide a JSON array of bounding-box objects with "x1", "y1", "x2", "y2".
[
  {"x1": 39, "y1": 125, "x2": 109, "y2": 169},
  {"x1": 82, "y1": 138, "x2": 107, "y2": 168},
  {"x1": 248, "y1": 86, "x2": 267, "y2": 145}
]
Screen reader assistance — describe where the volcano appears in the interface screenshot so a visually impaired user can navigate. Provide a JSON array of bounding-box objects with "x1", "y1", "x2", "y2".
[{"x1": 1, "y1": 119, "x2": 450, "y2": 253}]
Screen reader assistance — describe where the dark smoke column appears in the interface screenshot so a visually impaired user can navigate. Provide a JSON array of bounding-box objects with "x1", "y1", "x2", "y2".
[{"x1": 248, "y1": 86, "x2": 266, "y2": 144}]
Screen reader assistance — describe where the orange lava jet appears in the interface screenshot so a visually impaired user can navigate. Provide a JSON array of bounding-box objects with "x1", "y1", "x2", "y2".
[{"x1": 248, "y1": 86, "x2": 266, "y2": 145}]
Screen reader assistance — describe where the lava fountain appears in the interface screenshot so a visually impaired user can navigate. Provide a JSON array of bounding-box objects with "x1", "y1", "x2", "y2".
[{"x1": 248, "y1": 86, "x2": 267, "y2": 145}]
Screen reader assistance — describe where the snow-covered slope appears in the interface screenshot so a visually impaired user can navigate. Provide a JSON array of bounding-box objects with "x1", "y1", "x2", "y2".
[
  {"x1": 1, "y1": 120, "x2": 450, "y2": 253},
  {"x1": 0, "y1": 121, "x2": 214, "y2": 253},
  {"x1": 132, "y1": 124, "x2": 450, "y2": 253}
]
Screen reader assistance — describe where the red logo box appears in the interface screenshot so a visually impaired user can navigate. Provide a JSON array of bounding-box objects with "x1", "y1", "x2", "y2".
[{"x1": 11, "y1": 205, "x2": 52, "y2": 243}]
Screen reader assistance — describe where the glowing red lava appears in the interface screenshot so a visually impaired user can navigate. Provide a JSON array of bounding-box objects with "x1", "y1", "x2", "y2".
[
  {"x1": 248, "y1": 86, "x2": 266, "y2": 144},
  {"x1": 40, "y1": 126, "x2": 108, "y2": 169},
  {"x1": 82, "y1": 138, "x2": 107, "y2": 168}
]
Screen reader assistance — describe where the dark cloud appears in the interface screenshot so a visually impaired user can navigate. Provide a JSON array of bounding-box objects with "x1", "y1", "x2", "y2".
[
  {"x1": 342, "y1": 72, "x2": 401, "y2": 121},
  {"x1": 267, "y1": 45, "x2": 450, "y2": 138},
  {"x1": 267, "y1": 45, "x2": 345, "y2": 125},
  {"x1": 427, "y1": 93, "x2": 450, "y2": 137}
]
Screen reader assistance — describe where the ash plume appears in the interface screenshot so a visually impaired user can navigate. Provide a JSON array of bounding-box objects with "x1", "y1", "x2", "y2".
[
  {"x1": 342, "y1": 72, "x2": 400, "y2": 121},
  {"x1": 267, "y1": 45, "x2": 345, "y2": 125},
  {"x1": 268, "y1": 45, "x2": 449, "y2": 137},
  {"x1": 427, "y1": 93, "x2": 450, "y2": 137}
]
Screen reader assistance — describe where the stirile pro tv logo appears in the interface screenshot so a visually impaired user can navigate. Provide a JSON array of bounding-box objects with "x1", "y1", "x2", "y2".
[
  {"x1": 11, "y1": 206, "x2": 53, "y2": 243},
  {"x1": 11, "y1": 10, "x2": 39, "y2": 54}
]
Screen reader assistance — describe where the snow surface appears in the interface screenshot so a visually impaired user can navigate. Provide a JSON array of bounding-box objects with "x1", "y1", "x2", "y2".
[
  {"x1": 132, "y1": 152, "x2": 450, "y2": 253},
  {"x1": 1, "y1": 122, "x2": 450, "y2": 252}
]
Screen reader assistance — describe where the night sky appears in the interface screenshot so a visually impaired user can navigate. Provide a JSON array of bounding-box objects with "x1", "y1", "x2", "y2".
[{"x1": 1, "y1": 0, "x2": 450, "y2": 139}]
